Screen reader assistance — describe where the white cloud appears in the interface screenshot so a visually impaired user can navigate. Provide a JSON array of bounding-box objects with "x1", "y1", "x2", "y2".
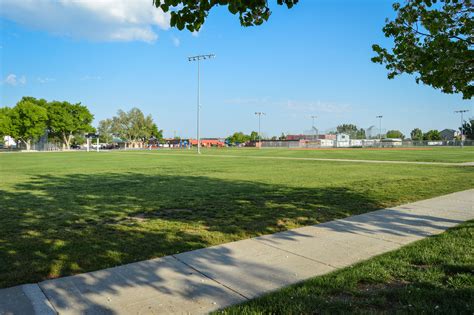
[
  {"x1": 81, "y1": 75, "x2": 102, "y2": 81},
  {"x1": 225, "y1": 97, "x2": 351, "y2": 114},
  {"x1": 3, "y1": 74, "x2": 26, "y2": 86},
  {"x1": 171, "y1": 36, "x2": 180, "y2": 47},
  {"x1": 37, "y1": 77, "x2": 55, "y2": 84},
  {"x1": 286, "y1": 100, "x2": 352, "y2": 114},
  {"x1": 0, "y1": 0, "x2": 171, "y2": 43}
]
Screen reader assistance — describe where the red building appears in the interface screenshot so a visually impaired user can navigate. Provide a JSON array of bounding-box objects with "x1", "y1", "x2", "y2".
[{"x1": 189, "y1": 139, "x2": 225, "y2": 147}]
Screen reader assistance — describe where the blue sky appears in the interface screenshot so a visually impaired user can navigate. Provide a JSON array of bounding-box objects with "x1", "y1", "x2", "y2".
[{"x1": 0, "y1": 0, "x2": 472, "y2": 138}]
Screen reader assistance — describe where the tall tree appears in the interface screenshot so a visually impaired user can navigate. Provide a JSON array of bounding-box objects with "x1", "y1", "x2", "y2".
[
  {"x1": 111, "y1": 108, "x2": 157, "y2": 147},
  {"x1": 386, "y1": 130, "x2": 405, "y2": 139},
  {"x1": 98, "y1": 118, "x2": 114, "y2": 144},
  {"x1": 460, "y1": 119, "x2": 474, "y2": 140},
  {"x1": 336, "y1": 124, "x2": 366, "y2": 138},
  {"x1": 372, "y1": 0, "x2": 473, "y2": 99},
  {"x1": 336, "y1": 124, "x2": 358, "y2": 135},
  {"x1": 250, "y1": 131, "x2": 259, "y2": 141},
  {"x1": 423, "y1": 130, "x2": 442, "y2": 140},
  {"x1": 153, "y1": 0, "x2": 298, "y2": 32},
  {"x1": 355, "y1": 128, "x2": 367, "y2": 139},
  {"x1": 150, "y1": 123, "x2": 164, "y2": 142},
  {"x1": 9, "y1": 99, "x2": 48, "y2": 150},
  {"x1": 47, "y1": 101, "x2": 94, "y2": 149},
  {"x1": 410, "y1": 128, "x2": 423, "y2": 140},
  {"x1": 226, "y1": 132, "x2": 250, "y2": 145}
]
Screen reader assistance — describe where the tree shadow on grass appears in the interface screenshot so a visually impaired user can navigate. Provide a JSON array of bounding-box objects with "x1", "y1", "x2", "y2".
[
  {"x1": 0, "y1": 173, "x2": 469, "y2": 312},
  {"x1": 0, "y1": 172, "x2": 380, "y2": 289}
]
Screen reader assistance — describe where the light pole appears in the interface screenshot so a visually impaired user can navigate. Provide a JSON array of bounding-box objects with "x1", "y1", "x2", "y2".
[
  {"x1": 188, "y1": 54, "x2": 215, "y2": 154},
  {"x1": 376, "y1": 115, "x2": 383, "y2": 140},
  {"x1": 255, "y1": 112, "x2": 265, "y2": 148},
  {"x1": 455, "y1": 109, "x2": 469, "y2": 148},
  {"x1": 311, "y1": 115, "x2": 317, "y2": 136}
]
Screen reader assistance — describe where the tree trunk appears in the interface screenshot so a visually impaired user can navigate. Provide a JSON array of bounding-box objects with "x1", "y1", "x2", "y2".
[
  {"x1": 22, "y1": 139, "x2": 31, "y2": 151},
  {"x1": 63, "y1": 133, "x2": 72, "y2": 150}
]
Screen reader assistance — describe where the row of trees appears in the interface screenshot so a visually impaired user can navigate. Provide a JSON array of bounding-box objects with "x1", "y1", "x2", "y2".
[
  {"x1": 226, "y1": 131, "x2": 259, "y2": 145},
  {"x1": 335, "y1": 124, "x2": 405, "y2": 139},
  {"x1": 98, "y1": 108, "x2": 163, "y2": 148},
  {"x1": 0, "y1": 98, "x2": 164, "y2": 150},
  {"x1": 410, "y1": 128, "x2": 445, "y2": 141},
  {"x1": 336, "y1": 124, "x2": 367, "y2": 139},
  {"x1": 0, "y1": 97, "x2": 94, "y2": 150}
]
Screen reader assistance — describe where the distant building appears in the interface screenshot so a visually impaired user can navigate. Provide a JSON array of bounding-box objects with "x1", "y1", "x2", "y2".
[
  {"x1": 336, "y1": 133, "x2": 350, "y2": 147},
  {"x1": 440, "y1": 129, "x2": 458, "y2": 140},
  {"x1": 189, "y1": 138, "x2": 225, "y2": 147},
  {"x1": 3, "y1": 136, "x2": 16, "y2": 148},
  {"x1": 286, "y1": 134, "x2": 336, "y2": 141}
]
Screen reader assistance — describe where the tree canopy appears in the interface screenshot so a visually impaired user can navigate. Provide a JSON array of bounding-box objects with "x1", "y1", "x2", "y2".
[
  {"x1": 8, "y1": 99, "x2": 48, "y2": 150},
  {"x1": 109, "y1": 108, "x2": 161, "y2": 147},
  {"x1": 386, "y1": 130, "x2": 405, "y2": 139},
  {"x1": 0, "y1": 107, "x2": 12, "y2": 138},
  {"x1": 423, "y1": 129, "x2": 442, "y2": 140},
  {"x1": 461, "y1": 118, "x2": 474, "y2": 140},
  {"x1": 226, "y1": 131, "x2": 259, "y2": 145},
  {"x1": 410, "y1": 128, "x2": 423, "y2": 140},
  {"x1": 0, "y1": 97, "x2": 95, "y2": 150},
  {"x1": 153, "y1": 0, "x2": 298, "y2": 31},
  {"x1": 336, "y1": 124, "x2": 366, "y2": 139},
  {"x1": 47, "y1": 101, "x2": 94, "y2": 149},
  {"x1": 372, "y1": 0, "x2": 473, "y2": 99}
]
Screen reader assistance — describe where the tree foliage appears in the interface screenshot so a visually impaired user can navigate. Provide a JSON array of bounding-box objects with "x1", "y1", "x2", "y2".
[
  {"x1": 150, "y1": 123, "x2": 164, "y2": 142},
  {"x1": 386, "y1": 129, "x2": 405, "y2": 139},
  {"x1": 460, "y1": 118, "x2": 474, "y2": 139},
  {"x1": 423, "y1": 129, "x2": 442, "y2": 140},
  {"x1": 110, "y1": 108, "x2": 160, "y2": 146},
  {"x1": 226, "y1": 131, "x2": 259, "y2": 145},
  {"x1": 372, "y1": 0, "x2": 473, "y2": 99},
  {"x1": 98, "y1": 118, "x2": 114, "y2": 144},
  {"x1": 153, "y1": 0, "x2": 298, "y2": 31},
  {"x1": 336, "y1": 124, "x2": 366, "y2": 139},
  {"x1": 410, "y1": 128, "x2": 423, "y2": 140},
  {"x1": 0, "y1": 107, "x2": 12, "y2": 138},
  {"x1": 8, "y1": 99, "x2": 48, "y2": 150},
  {"x1": 47, "y1": 101, "x2": 94, "y2": 149}
]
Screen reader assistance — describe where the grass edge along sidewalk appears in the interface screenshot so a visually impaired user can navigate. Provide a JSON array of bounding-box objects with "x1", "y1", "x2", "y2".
[
  {"x1": 219, "y1": 220, "x2": 474, "y2": 314},
  {"x1": 0, "y1": 189, "x2": 472, "y2": 314}
]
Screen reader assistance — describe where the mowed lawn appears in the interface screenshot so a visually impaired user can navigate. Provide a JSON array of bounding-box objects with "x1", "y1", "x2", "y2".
[
  {"x1": 219, "y1": 221, "x2": 474, "y2": 314},
  {"x1": 0, "y1": 150, "x2": 473, "y2": 288},
  {"x1": 153, "y1": 146, "x2": 474, "y2": 163}
]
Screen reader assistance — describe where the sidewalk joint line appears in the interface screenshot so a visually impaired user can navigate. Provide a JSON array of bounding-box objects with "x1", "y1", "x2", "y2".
[
  {"x1": 252, "y1": 239, "x2": 339, "y2": 269},
  {"x1": 171, "y1": 255, "x2": 250, "y2": 301}
]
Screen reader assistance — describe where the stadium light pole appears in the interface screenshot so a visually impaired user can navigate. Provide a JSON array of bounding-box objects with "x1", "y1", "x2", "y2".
[
  {"x1": 188, "y1": 54, "x2": 215, "y2": 154},
  {"x1": 311, "y1": 115, "x2": 317, "y2": 135},
  {"x1": 376, "y1": 115, "x2": 383, "y2": 140},
  {"x1": 255, "y1": 112, "x2": 265, "y2": 148},
  {"x1": 455, "y1": 109, "x2": 469, "y2": 148}
]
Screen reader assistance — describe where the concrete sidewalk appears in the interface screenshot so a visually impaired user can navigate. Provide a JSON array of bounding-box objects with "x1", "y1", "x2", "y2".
[{"x1": 1, "y1": 190, "x2": 472, "y2": 314}]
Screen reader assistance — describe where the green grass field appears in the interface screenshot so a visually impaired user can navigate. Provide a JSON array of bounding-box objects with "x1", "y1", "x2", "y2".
[
  {"x1": 0, "y1": 149, "x2": 473, "y2": 288},
  {"x1": 150, "y1": 146, "x2": 474, "y2": 163},
  {"x1": 219, "y1": 221, "x2": 474, "y2": 314}
]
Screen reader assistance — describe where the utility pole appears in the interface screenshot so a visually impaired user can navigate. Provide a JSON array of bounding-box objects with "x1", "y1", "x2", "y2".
[
  {"x1": 376, "y1": 115, "x2": 383, "y2": 140},
  {"x1": 188, "y1": 54, "x2": 215, "y2": 154},
  {"x1": 455, "y1": 110, "x2": 469, "y2": 148},
  {"x1": 255, "y1": 112, "x2": 265, "y2": 148}
]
